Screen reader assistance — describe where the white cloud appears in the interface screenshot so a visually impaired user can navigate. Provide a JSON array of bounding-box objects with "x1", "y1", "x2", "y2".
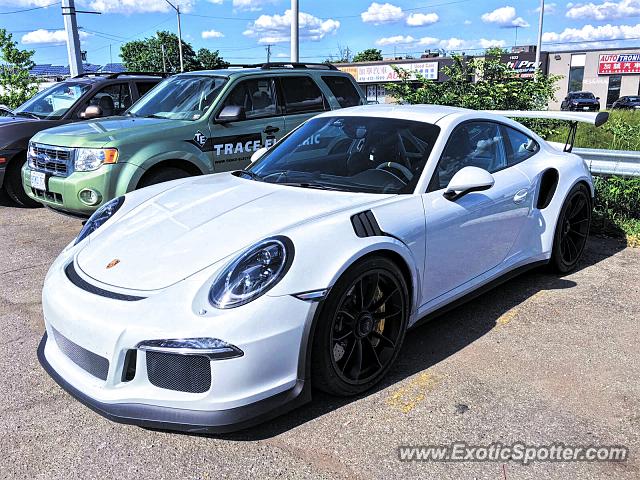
[
  {"x1": 201, "y1": 29, "x2": 224, "y2": 39},
  {"x1": 464, "y1": 19, "x2": 473, "y2": 25},
  {"x1": 208, "y1": 0, "x2": 223, "y2": 4},
  {"x1": 479, "y1": 38, "x2": 507, "y2": 48},
  {"x1": 406, "y1": 12, "x2": 439, "y2": 26},
  {"x1": 21, "y1": 29, "x2": 91, "y2": 44},
  {"x1": 543, "y1": 22, "x2": 640, "y2": 43},
  {"x1": 244, "y1": 9, "x2": 340, "y2": 44},
  {"x1": 87, "y1": 0, "x2": 195, "y2": 14},
  {"x1": 361, "y1": 2, "x2": 404, "y2": 24},
  {"x1": 566, "y1": 0, "x2": 640, "y2": 21},
  {"x1": 3, "y1": 0, "x2": 57, "y2": 6},
  {"x1": 481, "y1": 6, "x2": 530, "y2": 28},
  {"x1": 375, "y1": 35, "x2": 440, "y2": 47},
  {"x1": 534, "y1": 2, "x2": 557, "y2": 14},
  {"x1": 233, "y1": 0, "x2": 278, "y2": 12},
  {"x1": 436, "y1": 37, "x2": 506, "y2": 50}
]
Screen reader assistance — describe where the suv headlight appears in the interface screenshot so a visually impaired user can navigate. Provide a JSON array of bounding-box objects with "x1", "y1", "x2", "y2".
[
  {"x1": 209, "y1": 236, "x2": 294, "y2": 309},
  {"x1": 75, "y1": 196, "x2": 124, "y2": 245},
  {"x1": 74, "y1": 148, "x2": 118, "y2": 172}
]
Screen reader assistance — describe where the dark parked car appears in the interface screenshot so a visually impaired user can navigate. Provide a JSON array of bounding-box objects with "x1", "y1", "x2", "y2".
[
  {"x1": 611, "y1": 96, "x2": 640, "y2": 110},
  {"x1": 0, "y1": 72, "x2": 165, "y2": 206},
  {"x1": 560, "y1": 91, "x2": 601, "y2": 112},
  {"x1": 0, "y1": 105, "x2": 13, "y2": 117}
]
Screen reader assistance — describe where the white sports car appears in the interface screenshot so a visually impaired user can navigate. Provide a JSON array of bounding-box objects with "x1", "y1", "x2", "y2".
[{"x1": 38, "y1": 105, "x2": 607, "y2": 433}]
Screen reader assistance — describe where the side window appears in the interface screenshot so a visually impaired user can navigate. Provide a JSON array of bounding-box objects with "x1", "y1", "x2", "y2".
[
  {"x1": 502, "y1": 126, "x2": 539, "y2": 166},
  {"x1": 280, "y1": 76, "x2": 327, "y2": 114},
  {"x1": 135, "y1": 81, "x2": 158, "y2": 97},
  {"x1": 221, "y1": 78, "x2": 278, "y2": 119},
  {"x1": 321, "y1": 75, "x2": 362, "y2": 108},
  {"x1": 87, "y1": 83, "x2": 132, "y2": 116},
  {"x1": 431, "y1": 122, "x2": 507, "y2": 190}
]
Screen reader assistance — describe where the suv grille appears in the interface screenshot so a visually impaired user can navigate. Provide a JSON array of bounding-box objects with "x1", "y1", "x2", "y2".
[
  {"x1": 29, "y1": 144, "x2": 73, "y2": 177},
  {"x1": 146, "y1": 351, "x2": 211, "y2": 393},
  {"x1": 51, "y1": 326, "x2": 109, "y2": 380}
]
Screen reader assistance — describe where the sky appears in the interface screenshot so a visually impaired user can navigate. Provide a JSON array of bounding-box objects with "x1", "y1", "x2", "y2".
[{"x1": 3, "y1": 0, "x2": 640, "y2": 67}]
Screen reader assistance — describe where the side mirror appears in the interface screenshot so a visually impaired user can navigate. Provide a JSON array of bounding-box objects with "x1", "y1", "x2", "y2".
[
  {"x1": 443, "y1": 166, "x2": 495, "y2": 201},
  {"x1": 596, "y1": 97, "x2": 600, "y2": 101},
  {"x1": 81, "y1": 105, "x2": 103, "y2": 119},
  {"x1": 250, "y1": 146, "x2": 268, "y2": 163},
  {"x1": 217, "y1": 105, "x2": 245, "y2": 124}
]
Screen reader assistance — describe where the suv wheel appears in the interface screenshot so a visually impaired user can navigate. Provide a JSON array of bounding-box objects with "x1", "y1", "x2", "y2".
[
  {"x1": 138, "y1": 167, "x2": 191, "y2": 188},
  {"x1": 4, "y1": 156, "x2": 41, "y2": 207}
]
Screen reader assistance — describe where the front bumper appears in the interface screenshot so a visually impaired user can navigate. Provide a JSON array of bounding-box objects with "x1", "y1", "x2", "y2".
[
  {"x1": 22, "y1": 162, "x2": 139, "y2": 216},
  {"x1": 38, "y1": 256, "x2": 317, "y2": 433}
]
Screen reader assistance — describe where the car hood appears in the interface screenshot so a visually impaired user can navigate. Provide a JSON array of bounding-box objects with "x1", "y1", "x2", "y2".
[
  {"x1": 76, "y1": 173, "x2": 390, "y2": 291},
  {"x1": 32, "y1": 116, "x2": 190, "y2": 148},
  {"x1": 0, "y1": 116, "x2": 38, "y2": 126}
]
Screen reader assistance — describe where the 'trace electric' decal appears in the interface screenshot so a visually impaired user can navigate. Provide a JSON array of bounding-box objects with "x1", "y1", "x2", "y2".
[{"x1": 187, "y1": 133, "x2": 277, "y2": 157}]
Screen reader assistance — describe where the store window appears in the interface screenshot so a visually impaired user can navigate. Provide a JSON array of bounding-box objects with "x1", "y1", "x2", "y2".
[
  {"x1": 606, "y1": 75, "x2": 622, "y2": 108},
  {"x1": 568, "y1": 54, "x2": 586, "y2": 92}
]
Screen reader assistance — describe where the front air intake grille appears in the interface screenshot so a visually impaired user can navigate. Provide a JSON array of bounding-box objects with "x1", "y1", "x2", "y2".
[
  {"x1": 29, "y1": 144, "x2": 73, "y2": 177},
  {"x1": 51, "y1": 327, "x2": 109, "y2": 380},
  {"x1": 146, "y1": 351, "x2": 211, "y2": 393}
]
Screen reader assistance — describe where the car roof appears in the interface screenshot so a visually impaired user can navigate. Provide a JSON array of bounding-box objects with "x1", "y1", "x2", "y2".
[
  {"x1": 62, "y1": 74, "x2": 164, "y2": 84},
  {"x1": 180, "y1": 67, "x2": 348, "y2": 78},
  {"x1": 314, "y1": 104, "x2": 470, "y2": 124}
]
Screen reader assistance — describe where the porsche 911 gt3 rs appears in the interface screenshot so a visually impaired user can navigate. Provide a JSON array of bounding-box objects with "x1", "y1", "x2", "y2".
[{"x1": 38, "y1": 105, "x2": 607, "y2": 433}]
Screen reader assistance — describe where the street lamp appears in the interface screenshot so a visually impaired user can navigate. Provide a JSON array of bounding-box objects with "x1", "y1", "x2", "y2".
[
  {"x1": 164, "y1": 0, "x2": 184, "y2": 72},
  {"x1": 535, "y1": 0, "x2": 545, "y2": 75},
  {"x1": 291, "y1": 0, "x2": 299, "y2": 62}
]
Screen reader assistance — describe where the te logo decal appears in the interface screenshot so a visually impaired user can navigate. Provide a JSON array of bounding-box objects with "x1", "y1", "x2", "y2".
[{"x1": 193, "y1": 131, "x2": 208, "y2": 148}]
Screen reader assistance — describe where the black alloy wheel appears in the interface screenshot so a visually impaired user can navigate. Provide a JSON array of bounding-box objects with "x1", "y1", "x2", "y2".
[
  {"x1": 312, "y1": 257, "x2": 409, "y2": 396},
  {"x1": 551, "y1": 183, "x2": 591, "y2": 273}
]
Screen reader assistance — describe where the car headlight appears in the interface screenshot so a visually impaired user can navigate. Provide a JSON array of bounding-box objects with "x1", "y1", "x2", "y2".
[
  {"x1": 209, "y1": 236, "x2": 294, "y2": 309},
  {"x1": 74, "y1": 148, "x2": 118, "y2": 172},
  {"x1": 74, "y1": 196, "x2": 124, "y2": 245}
]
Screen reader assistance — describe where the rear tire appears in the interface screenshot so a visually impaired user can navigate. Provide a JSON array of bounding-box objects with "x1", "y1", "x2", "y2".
[
  {"x1": 138, "y1": 167, "x2": 191, "y2": 189},
  {"x1": 550, "y1": 183, "x2": 591, "y2": 273},
  {"x1": 4, "y1": 156, "x2": 41, "y2": 208},
  {"x1": 311, "y1": 256, "x2": 409, "y2": 396}
]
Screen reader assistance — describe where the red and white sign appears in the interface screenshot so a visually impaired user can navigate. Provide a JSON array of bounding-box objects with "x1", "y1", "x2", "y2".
[{"x1": 598, "y1": 53, "x2": 640, "y2": 75}]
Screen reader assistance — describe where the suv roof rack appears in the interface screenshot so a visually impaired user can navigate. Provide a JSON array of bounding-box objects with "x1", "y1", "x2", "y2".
[
  {"x1": 223, "y1": 62, "x2": 338, "y2": 71},
  {"x1": 73, "y1": 72, "x2": 170, "y2": 79}
]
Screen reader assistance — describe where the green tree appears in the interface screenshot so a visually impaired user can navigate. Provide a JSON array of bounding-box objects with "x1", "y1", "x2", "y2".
[
  {"x1": 0, "y1": 29, "x2": 38, "y2": 108},
  {"x1": 121, "y1": 31, "x2": 228, "y2": 72},
  {"x1": 353, "y1": 48, "x2": 383, "y2": 63},
  {"x1": 385, "y1": 47, "x2": 559, "y2": 111},
  {"x1": 196, "y1": 48, "x2": 229, "y2": 70}
]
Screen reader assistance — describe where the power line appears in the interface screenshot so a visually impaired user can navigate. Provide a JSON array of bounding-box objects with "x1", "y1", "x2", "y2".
[{"x1": 0, "y1": 2, "x2": 60, "y2": 14}]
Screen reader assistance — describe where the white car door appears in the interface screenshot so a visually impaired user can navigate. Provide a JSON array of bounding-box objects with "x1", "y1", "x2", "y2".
[{"x1": 421, "y1": 121, "x2": 532, "y2": 304}]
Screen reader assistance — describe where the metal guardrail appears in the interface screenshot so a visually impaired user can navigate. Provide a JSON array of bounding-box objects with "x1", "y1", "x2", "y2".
[{"x1": 573, "y1": 147, "x2": 640, "y2": 177}]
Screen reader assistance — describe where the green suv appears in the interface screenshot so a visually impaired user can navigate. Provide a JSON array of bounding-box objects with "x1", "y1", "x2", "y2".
[{"x1": 23, "y1": 63, "x2": 364, "y2": 216}]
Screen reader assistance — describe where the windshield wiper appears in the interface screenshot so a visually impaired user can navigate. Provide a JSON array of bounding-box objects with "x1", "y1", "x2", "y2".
[
  {"x1": 144, "y1": 114, "x2": 167, "y2": 119},
  {"x1": 14, "y1": 111, "x2": 39, "y2": 119},
  {"x1": 233, "y1": 170, "x2": 263, "y2": 181},
  {"x1": 277, "y1": 182, "x2": 340, "y2": 191}
]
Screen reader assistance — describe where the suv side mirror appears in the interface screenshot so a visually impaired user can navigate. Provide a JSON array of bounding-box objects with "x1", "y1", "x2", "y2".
[
  {"x1": 443, "y1": 166, "x2": 495, "y2": 201},
  {"x1": 596, "y1": 97, "x2": 600, "y2": 101},
  {"x1": 81, "y1": 105, "x2": 103, "y2": 119},
  {"x1": 217, "y1": 105, "x2": 245, "y2": 124}
]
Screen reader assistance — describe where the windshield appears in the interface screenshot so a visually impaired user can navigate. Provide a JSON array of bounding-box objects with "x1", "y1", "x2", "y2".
[
  {"x1": 247, "y1": 116, "x2": 440, "y2": 194},
  {"x1": 625, "y1": 96, "x2": 640, "y2": 102},
  {"x1": 571, "y1": 92, "x2": 595, "y2": 100},
  {"x1": 128, "y1": 75, "x2": 227, "y2": 121},
  {"x1": 15, "y1": 82, "x2": 91, "y2": 119}
]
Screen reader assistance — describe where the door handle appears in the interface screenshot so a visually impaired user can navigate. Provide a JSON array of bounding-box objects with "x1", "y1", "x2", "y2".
[
  {"x1": 513, "y1": 189, "x2": 528, "y2": 204},
  {"x1": 263, "y1": 125, "x2": 280, "y2": 135}
]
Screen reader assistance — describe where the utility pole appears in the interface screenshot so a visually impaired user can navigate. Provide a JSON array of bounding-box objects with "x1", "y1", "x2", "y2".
[
  {"x1": 161, "y1": 44, "x2": 167, "y2": 72},
  {"x1": 61, "y1": 0, "x2": 83, "y2": 77},
  {"x1": 265, "y1": 44, "x2": 273, "y2": 63},
  {"x1": 535, "y1": 0, "x2": 545, "y2": 75},
  {"x1": 164, "y1": 0, "x2": 184, "y2": 72},
  {"x1": 290, "y1": 0, "x2": 299, "y2": 62}
]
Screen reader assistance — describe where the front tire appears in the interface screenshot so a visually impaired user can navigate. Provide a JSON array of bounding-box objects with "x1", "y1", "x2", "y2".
[
  {"x1": 311, "y1": 256, "x2": 409, "y2": 396},
  {"x1": 4, "y1": 156, "x2": 41, "y2": 207},
  {"x1": 550, "y1": 183, "x2": 591, "y2": 273}
]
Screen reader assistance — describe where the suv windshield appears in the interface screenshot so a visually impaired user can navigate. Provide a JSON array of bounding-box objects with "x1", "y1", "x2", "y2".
[
  {"x1": 571, "y1": 92, "x2": 595, "y2": 99},
  {"x1": 128, "y1": 75, "x2": 227, "y2": 121},
  {"x1": 15, "y1": 82, "x2": 92, "y2": 119},
  {"x1": 247, "y1": 116, "x2": 440, "y2": 194}
]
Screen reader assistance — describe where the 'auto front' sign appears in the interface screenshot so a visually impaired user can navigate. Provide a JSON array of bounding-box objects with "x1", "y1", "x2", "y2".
[{"x1": 598, "y1": 53, "x2": 640, "y2": 75}]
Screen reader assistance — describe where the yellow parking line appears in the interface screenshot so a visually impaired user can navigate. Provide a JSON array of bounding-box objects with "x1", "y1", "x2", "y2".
[{"x1": 387, "y1": 372, "x2": 440, "y2": 414}]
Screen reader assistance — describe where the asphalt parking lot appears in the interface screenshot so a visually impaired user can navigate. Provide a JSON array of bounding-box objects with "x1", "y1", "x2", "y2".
[{"x1": 1, "y1": 195, "x2": 639, "y2": 480}]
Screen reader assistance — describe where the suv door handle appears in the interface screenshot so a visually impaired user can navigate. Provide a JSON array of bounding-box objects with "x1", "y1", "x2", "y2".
[
  {"x1": 263, "y1": 125, "x2": 280, "y2": 135},
  {"x1": 513, "y1": 189, "x2": 528, "y2": 204}
]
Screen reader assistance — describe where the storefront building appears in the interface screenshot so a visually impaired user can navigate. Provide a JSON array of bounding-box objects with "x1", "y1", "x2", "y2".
[{"x1": 547, "y1": 47, "x2": 640, "y2": 109}]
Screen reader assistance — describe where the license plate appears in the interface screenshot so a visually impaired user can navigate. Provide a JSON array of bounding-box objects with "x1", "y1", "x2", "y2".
[
  {"x1": 583, "y1": 106, "x2": 590, "y2": 110},
  {"x1": 30, "y1": 171, "x2": 46, "y2": 191}
]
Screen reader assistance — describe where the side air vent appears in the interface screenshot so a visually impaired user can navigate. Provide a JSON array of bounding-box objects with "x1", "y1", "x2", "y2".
[
  {"x1": 351, "y1": 210, "x2": 383, "y2": 238},
  {"x1": 537, "y1": 169, "x2": 559, "y2": 210}
]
